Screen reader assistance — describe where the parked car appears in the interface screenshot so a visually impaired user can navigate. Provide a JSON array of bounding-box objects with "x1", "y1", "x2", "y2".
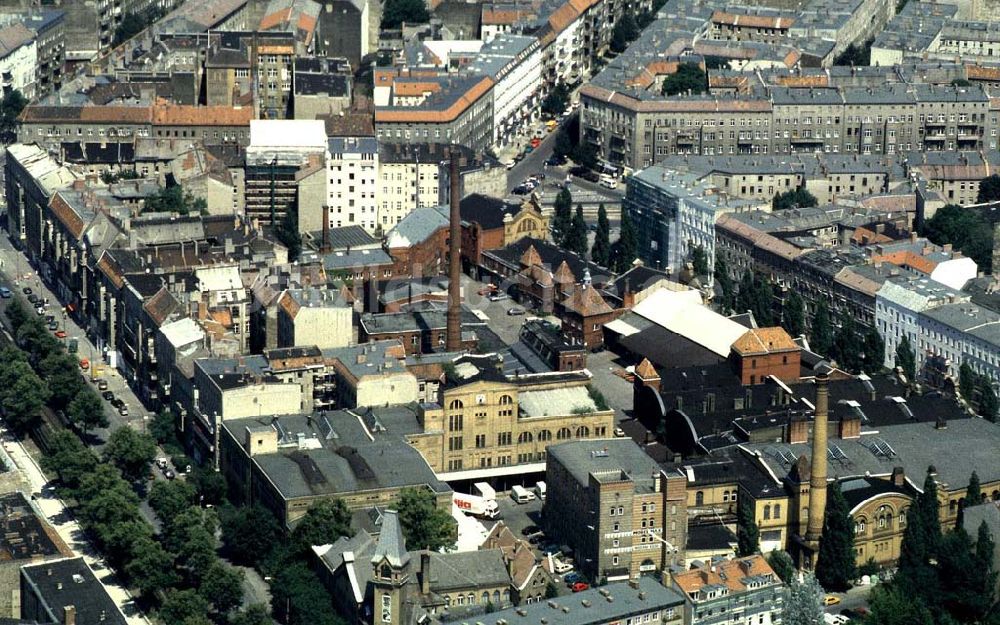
[
  {"x1": 0, "y1": 287, "x2": 12, "y2": 298},
  {"x1": 528, "y1": 535, "x2": 544, "y2": 545},
  {"x1": 545, "y1": 155, "x2": 567, "y2": 167},
  {"x1": 512, "y1": 185, "x2": 532, "y2": 195},
  {"x1": 563, "y1": 572, "x2": 583, "y2": 584},
  {"x1": 78, "y1": 358, "x2": 89, "y2": 370},
  {"x1": 530, "y1": 137, "x2": 542, "y2": 148},
  {"x1": 117, "y1": 404, "x2": 129, "y2": 416},
  {"x1": 22, "y1": 287, "x2": 32, "y2": 295},
  {"x1": 110, "y1": 398, "x2": 124, "y2": 409},
  {"x1": 571, "y1": 582, "x2": 590, "y2": 593},
  {"x1": 507, "y1": 307, "x2": 526, "y2": 316},
  {"x1": 54, "y1": 330, "x2": 67, "y2": 339},
  {"x1": 521, "y1": 525, "x2": 541, "y2": 537},
  {"x1": 489, "y1": 292, "x2": 509, "y2": 302},
  {"x1": 823, "y1": 595, "x2": 842, "y2": 606},
  {"x1": 477, "y1": 284, "x2": 497, "y2": 296},
  {"x1": 164, "y1": 469, "x2": 175, "y2": 480},
  {"x1": 613, "y1": 427, "x2": 626, "y2": 437},
  {"x1": 102, "y1": 391, "x2": 114, "y2": 401},
  {"x1": 97, "y1": 379, "x2": 108, "y2": 391},
  {"x1": 47, "y1": 321, "x2": 58, "y2": 331},
  {"x1": 27, "y1": 294, "x2": 38, "y2": 304},
  {"x1": 45, "y1": 314, "x2": 55, "y2": 323}
]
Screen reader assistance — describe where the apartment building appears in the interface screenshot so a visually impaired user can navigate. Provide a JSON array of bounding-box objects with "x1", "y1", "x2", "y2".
[
  {"x1": 0, "y1": 23, "x2": 36, "y2": 99},
  {"x1": 670, "y1": 556, "x2": 785, "y2": 625},
  {"x1": 328, "y1": 136, "x2": 379, "y2": 232},
  {"x1": 544, "y1": 439, "x2": 688, "y2": 582},
  {"x1": 8, "y1": 10, "x2": 65, "y2": 99},
  {"x1": 469, "y1": 34, "x2": 543, "y2": 149},
  {"x1": 374, "y1": 70, "x2": 495, "y2": 153},
  {"x1": 875, "y1": 275, "x2": 969, "y2": 372},
  {"x1": 276, "y1": 288, "x2": 353, "y2": 349}
]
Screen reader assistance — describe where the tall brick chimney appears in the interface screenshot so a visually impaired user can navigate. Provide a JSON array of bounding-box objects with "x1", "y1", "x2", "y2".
[
  {"x1": 446, "y1": 145, "x2": 462, "y2": 352},
  {"x1": 805, "y1": 371, "x2": 830, "y2": 557}
]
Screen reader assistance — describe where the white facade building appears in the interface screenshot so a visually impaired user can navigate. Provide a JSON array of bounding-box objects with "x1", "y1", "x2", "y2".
[
  {"x1": 470, "y1": 34, "x2": 542, "y2": 149},
  {"x1": 377, "y1": 146, "x2": 442, "y2": 229},
  {"x1": 875, "y1": 274, "x2": 969, "y2": 371},
  {"x1": 920, "y1": 303, "x2": 1000, "y2": 382},
  {"x1": 0, "y1": 23, "x2": 37, "y2": 99},
  {"x1": 328, "y1": 136, "x2": 379, "y2": 232}
]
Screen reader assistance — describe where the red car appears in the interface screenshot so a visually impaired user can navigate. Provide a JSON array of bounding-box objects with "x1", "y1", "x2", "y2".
[
  {"x1": 54, "y1": 330, "x2": 67, "y2": 339},
  {"x1": 571, "y1": 582, "x2": 590, "y2": 593}
]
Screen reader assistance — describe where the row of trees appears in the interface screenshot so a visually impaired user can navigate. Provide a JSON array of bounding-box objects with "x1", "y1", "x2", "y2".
[
  {"x1": 922, "y1": 203, "x2": 993, "y2": 273},
  {"x1": 958, "y1": 362, "x2": 999, "y2": 421},
  {"x1": 4, "y1": 299, "x2": 109, "y2": 435},
  {"x1": 551, "y1": 190, "x2": 634, "y2": 272}
]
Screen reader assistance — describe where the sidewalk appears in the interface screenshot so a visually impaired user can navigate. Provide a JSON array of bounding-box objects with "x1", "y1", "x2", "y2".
[{"x1": 0, "y1": 426, "x2": 150, "y2": 625}]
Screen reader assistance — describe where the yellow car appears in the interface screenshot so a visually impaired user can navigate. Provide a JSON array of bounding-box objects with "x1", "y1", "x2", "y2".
[{"x1": 823, "y1": 595, "x2": 842, "y2": 606}]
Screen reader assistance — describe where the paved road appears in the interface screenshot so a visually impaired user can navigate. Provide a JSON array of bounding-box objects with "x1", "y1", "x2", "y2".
[
  {"x1": 0, "y1": 425, "x2": 149, "y2": 625},
  {"x1": 825, "y1": 583, "x2": 874, "y2": 617}
]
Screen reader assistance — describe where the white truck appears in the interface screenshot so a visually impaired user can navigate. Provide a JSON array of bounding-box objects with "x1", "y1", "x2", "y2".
[
  {"x1": 453, "y1": 482, "x2": 500, "y2": 519},
  {"x1": 511, "y1": 484, "x2": 536, "y2": 504},
  {"x1": 535, "y1": 481, "x2": 547, "y2": 500}
]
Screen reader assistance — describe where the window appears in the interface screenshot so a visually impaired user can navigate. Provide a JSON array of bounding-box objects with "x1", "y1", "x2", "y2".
[
  {"x1": 448, "y1": 436, "x2": 463, "y2": 451},
  {"x1": 612, "y1": 556, "x2": 620, "y2": 565},
  {"x1": 475, "y1": 434, "x2": 486, "y2": 448},
  {"x1": 448, "y1": 414, "x2": 463, "y2": 431},
  {"x1": 764, "y1": 505, "x2": 771, "y2": 520},
  {"x1": 774, "y1": 503, "x2": 781, "y2": 519},
  {"x1": 696, "y1": 491, "x2": 704, "y2": 506},
  {"x1": 538, "y1": 430, "x2": 552, "y2": 441},
  {"x1": 557, "y1": 427, "x2": 571, "y2": 440}
]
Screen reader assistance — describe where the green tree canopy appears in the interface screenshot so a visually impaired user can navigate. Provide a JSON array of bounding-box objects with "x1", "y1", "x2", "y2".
[
  {"x1": 552, "y1": 188, "x2": 573, "y2": 245},
  {"x1": 571, "y1": 141, "x2": 599, "y2": 171},
  {"x1": 271, "y1": 561, "x2": 343, "y2": 625},
  {"x1": 661, "y1": 63, "x2": 707, "y2": 96},
  {"x1": 565, "y1": 204, "x2": 589, "y2": 256},
  {"x1": 766, "y1": 550, "x2": 795, "y2": 583},
  {"x1": 40, "y1": 430, "x2": 98, "y2": 491},
  {"x1": 783, "y1": 291, "x2": 805, "y2": 338},
  {"x1": 200, "y1": 562, "x2": 245, "y2": 615},
  {"x1": 553, "y1": 128, "x2": 573, "y2": 159},
  {"x1": 833, "y1": 315, "x2": 861, "y2": 373},
  {"x1": 149, "y1": 410, "x2": 177, "y2": 445},
  {"x1": 38, "y1": 352, "x2": 85, "y2": 411},
  {"x1": 610, "y1": 9, "x2": 640, "y2": 52},
  {"x1": 610, "y1": 209, "x2": 638, "y2": 273},
  {"x1": 125, "y1": 538, "x2": 179, "y2": 599},
  {"x1": 232, "y1": 605, "x2": 275, "y2": 625},
  {"x1": 978, "y1": 174, "x2": 1000, "y2": 203},
  {"x1": 149, "y1": 479, "x2": 198, "y2": 524},
  {"x1": 67, "y1": 390, "x2": 108, "y2": 433},
  {"x1": 833, "y1": 40, "x2": 872, "y2": 66},
  {"x1": 895, "y1": 335, "x2": 917, "y2": 381},
  {"x1": 397, "y1": 487, "x2": 458, "y2": 551},
  {"x1": 221, "y1": 505, "x2": 284, "y2": 567},
  {"x1": 785, "y1": 572, "x2": 824, "y2": 625},
  {"x1": 102, "y1": 427, "x2": 158, "y2": 483},
  {"x1": 773, "y1": 187, "x2": 818, "y2": 210},
  {"x1": 922, "y1": 203, "x2": 993, "y2": 272},
  {"x1": 865, "y1": 585, "x2": 934, "y2": 625},
  {"x1": 143, "y1": 184, "x2": 207, "y2": 215},
  {"x1": 939, "y1": 526, "x2": 995, "y2": 621},
  {"x1": 0, "y1": 89, "x2": 27, "y2": 144},
  {"x1": 160, "y1": 589, "x2": 210, "y2": 625},
  {"x1": 978, "y1": 377, "x2": 999, "y2": 422},
  {"x1": 736, "y1": 494, "x2": 758, "y2": 557},
  {"x1": 714, "y1": 258, "x2": 736, "y2": 314},
  {"x1": 810, "y1": 301, "x2": 834, "y2": 358},
  {"x1": 591, "y1": 203, "x2": 611, "y2": 267},
  {"x1": 959, "y1": 362, "x2": 977, "y2": 400},
  {"x1": 292, "y1": 499, "x2": 352, "y2": 553},
  {"x1": 815, "y1": 482, "x2": 856, "y2": 591},
  {"x1": 863, "y1": 326, "x2": 885, "y2": 372},
  {"x1": 0, "y1": 360, "x2": 50, "y2": 433},
  {"x1": 381, "y1": 0, "x2": 430, "y2": 29},
  {"x1": 541, "y1": 83, "x2": 570, "y2": 118},
  {"x1": 691, "y1": 244, "x2": 709, "y2": 276},
  {"x1": 113, "y1": 12, "x2": 146, "y2": 45}
]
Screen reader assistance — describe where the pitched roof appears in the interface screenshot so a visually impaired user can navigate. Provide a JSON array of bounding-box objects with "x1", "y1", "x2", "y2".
[
  {"x1": 371, "y1": 510, "x2": 410, "y2": 568},
  {"x1": 374, "y1": 76, "x2": 494, "y2": 123},
  {"x1": 553, "y1": 260, "x2": 575, "y2": 285},
  {"x1": 731, "y1": 327, "x2": 798, "y2": 355},
  {"x1": 563, "y1": 283, "x2": 613, "y2": 317},
  {"x1": 635, "y1": 358, "x2": 659, "y2": 379},
  {"x1": 672, "y1": 555, "x2": 779, "y2": 597},
  {"x1": 152, "y1": 105, "x2": 254, "y2": 126},
  {"x1": 520, "y1": 244, "x2": 542, "y2": 268}
]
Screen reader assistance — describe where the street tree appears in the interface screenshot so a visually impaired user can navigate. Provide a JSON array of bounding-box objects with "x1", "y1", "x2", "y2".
[
  {"x1": 978, "y1": 174, "x2": 1000, "y2": 203},
  {"x1": 865, "y1": 586, "x2": 934, "y2": 625},
  {"x1": 895, "y1": 335, "x2": 917, "y2": 381},
  {"x1": 149, "y1": 480, "x2": 198, "y2": 523},
  {"x1": 714, "y1": 258, "x2": 735, "y2": 314},
  {"x1": 815, "y1": 482, "x2": 856, "y2": 591},
  {"x1": 200, "y1": 562, "x2": 245, "y2": 615},
  {"x1": 38, "y1": 352, "x2": 85, "y2": 410},
  {"x1": 785, "y1": 572, "x2": 824, "y2": 625},
  {"x1": 125, "y1": 539, "x2": 179, "y2": 599},
  {"x1": 271, "y1": 561, "x2": 343, "y2": 625},
  {"x1": 611, "y1": 209, "x2": 638, "y2": 273},
  {"x1": 159, "y1": 589, "x2": 210, "y2": 625},
  {"x1": 960, "y1": 362, "x2": 977, "y2": 400},
  {"x1": 0, "y1": 360, "x2": 49, "y2": 433},
  {"x1": 978, "y1": 378, "x2": 999, "y2": 422},
  {"x1": 381, "y1": 0, "x2": 430, "y2": 28},
  {"x1": 397, "y1": 487, "x2": 458, "y2": 551},
  {"x1": 67, "y1": 390, "x2": 108, "y2": 433},
  {"x1": 232, "y1": 605, "x2": 275, "y2": 625},
  {"x1": 102, "y1": 427, "x2": 157, "y2": 483},
  {"x1": 541, "y1": 83, "x2": 570, "y2": 118},
  {"x1": 691, "y1": 244, "x2": 709, "y2": 276},
  {"x1": 833, "y1": 315, "x2": 861, "y2": 373},
  {"x1": 939, "y1": 526, "x2": 995, "y2": 622},
  {"x1": 41, "y1": 430, "x2": 97, "y2": 491},
  {"x1": 863, "y1": 325, "x2": 885, "y2": 371},
  {"x1": 149, "y1": 410, "x2": 176, "y2": 445},
  {"x1": 610, "y1": 9, "x2": 640, "y2": 52},
  {"x1": 552, "y1": 188, "x2": 573, "y2": 245},
  {"x1": 591, "y1": 203, "x2": 611, "y2": 267},
  {"x1": 810, "y1": 301, "x2": 834, "y2": 358},
  {"x1": 565, "y1": 204, "x2": 589, "y2": 256},
  {"x1": 553, "y1": 128, "x2": 573, "y2": 159}
]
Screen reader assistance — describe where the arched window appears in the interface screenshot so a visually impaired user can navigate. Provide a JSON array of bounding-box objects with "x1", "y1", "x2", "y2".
[
  {"x1": 457, "y1": 595, "x2": 464, "y2": 606},
  {"x1": 557, "y1": 427, "x2": 571, "y2": 439},
  {"x1": 538, "y1": 430, "x2": 552, "y2": 441},
  {"x1": 445, "y1": 596, "x2": 451, "y2": 607},
  {"x1": 449, "y1": 399, "x2": 464, "y2": 410},
  {"x1": 493, "y1": 590, "x2": 500, "y2": 605},
  {"x1": 575, "y1": 425, "x2": 590, "y2": 437},
  {"x1": 722, "y1": 491, "x2": 730, "y2": 502},
  {"x1": 773, "y1": 503, "x2": 781, "y2": 519},
  {"x1": 763, "y1": 504, "x2": 771, "y2": 520},
  {"x1": 482, "y1": 592, "x2": 489, "y2": 604},
  {"x1": 467, "y1": 594, "x2": 475, "y2": 605},
  {"x1": 695, "y1": 491, "x2": 704, "y2": 506},
  {"x1": 518, "y1": 431, "x2": 533, "y2": 443},
  {"x1": 855, "y1": 518, "x2": 867, "y2": 535},
  {"x1": 499, "y1": 394, "x2": 513, "y2": 405}
]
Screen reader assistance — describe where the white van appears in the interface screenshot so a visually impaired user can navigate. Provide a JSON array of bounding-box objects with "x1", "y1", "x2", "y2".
[
  {"x1": 511, "y1": 485, "x2": 536, "y2": 504},
  {"x1": 599, "y1": 174, "x2": 618, "y2": 190},
  {"x1": 535, "y1": 481, "x2": 547, "y2": 500}
]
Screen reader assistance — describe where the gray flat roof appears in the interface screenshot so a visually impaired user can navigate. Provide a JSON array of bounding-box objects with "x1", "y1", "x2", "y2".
[{"x1": 548, "y1": 439, "x2": 664, "y2": 493}]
